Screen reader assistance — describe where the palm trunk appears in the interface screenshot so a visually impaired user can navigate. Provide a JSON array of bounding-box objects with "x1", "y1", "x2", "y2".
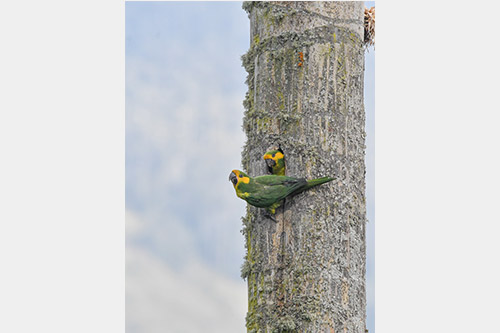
[{"x1": 240, "y1": 2, "x2": 366, "y2": 332}]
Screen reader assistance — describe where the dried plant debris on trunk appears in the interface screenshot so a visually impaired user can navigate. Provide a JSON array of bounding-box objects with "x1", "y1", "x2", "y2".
[{"x1": 364, "y1": 6, "x2": 375, "y2": 49}]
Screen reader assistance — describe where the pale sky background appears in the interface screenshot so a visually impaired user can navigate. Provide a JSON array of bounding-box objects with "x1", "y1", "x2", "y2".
[{"x1": 125, "y1": 1, "x2": 373, "y2": 332}]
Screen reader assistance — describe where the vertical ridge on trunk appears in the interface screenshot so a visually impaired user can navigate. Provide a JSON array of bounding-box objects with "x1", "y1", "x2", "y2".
[{"x1": 240, "y1": 2, "x2": 366, "y2": 332}]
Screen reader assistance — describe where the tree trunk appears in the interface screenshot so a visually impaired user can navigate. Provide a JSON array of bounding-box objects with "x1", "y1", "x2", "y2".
[{"x1": 240, "y1": 2, "x2": 366, "y2": 332}]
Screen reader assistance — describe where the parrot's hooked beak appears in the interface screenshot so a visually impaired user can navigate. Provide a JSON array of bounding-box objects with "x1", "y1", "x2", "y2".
[
  {"x1": 265, "y1": 158, "x2": 276, "y2": 168},
  {"x1": 229, "y1": 171, "x2": 238, "y2": 186}
]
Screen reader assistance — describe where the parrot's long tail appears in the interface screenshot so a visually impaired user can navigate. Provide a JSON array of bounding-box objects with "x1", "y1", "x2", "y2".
[{"x1": 305, "y1": 176, "x2": 335, "y2": 190}]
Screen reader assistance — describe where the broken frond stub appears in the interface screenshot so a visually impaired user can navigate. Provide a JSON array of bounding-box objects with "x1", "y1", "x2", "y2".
[{"x1": 364, "y1": 6, "x2": 375, "y2": 49}]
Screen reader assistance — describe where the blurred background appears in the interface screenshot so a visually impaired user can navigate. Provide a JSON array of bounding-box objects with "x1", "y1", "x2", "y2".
[{"x1": 125, "y1": 2, "x2": 374, "y2": 332}]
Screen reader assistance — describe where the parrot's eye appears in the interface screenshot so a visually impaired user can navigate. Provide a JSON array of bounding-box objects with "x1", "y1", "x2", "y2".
[
  {"x1": 239, "y1": 174, "x2": 243, "y2": 178},
  {"x1": 272, "y1": 153, "x2": 275, "y2": 158}
]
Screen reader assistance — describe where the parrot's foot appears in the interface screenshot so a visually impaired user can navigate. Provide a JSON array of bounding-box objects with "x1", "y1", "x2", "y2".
[{"x1": 263, "y1": 212, "x2": 277, "y2": 222}]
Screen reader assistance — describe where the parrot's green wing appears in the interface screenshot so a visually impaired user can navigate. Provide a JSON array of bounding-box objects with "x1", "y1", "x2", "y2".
[
  {"x1": 244, "y1": 185, "x2": 288, "y2": 207},
  {"x1": 255, "y1": 175, "x2": 309, "y2": 196},
  {"x1": 253, "y1": 175, "x2": 303, "y2": 186},
  {"x1": 244, "y1": 176, "x2": 308, "y2": 208}
]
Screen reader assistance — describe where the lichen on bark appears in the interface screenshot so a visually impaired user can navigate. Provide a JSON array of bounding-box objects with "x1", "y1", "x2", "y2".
[{"x1": 240, "y1": 2, "x2": 367, "y2": 332}]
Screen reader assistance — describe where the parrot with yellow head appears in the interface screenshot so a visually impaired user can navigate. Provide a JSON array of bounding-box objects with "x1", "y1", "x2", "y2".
[
  {"x1": 228, "y1": 169, "x2": 333, "y2": 214},
  {"x1": 263, "y1": 148, "x2": 286, "y2": 176}
]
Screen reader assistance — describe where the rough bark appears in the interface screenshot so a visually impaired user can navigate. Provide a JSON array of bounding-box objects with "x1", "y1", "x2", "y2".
[{"x1": 240, "y1": 2, "x2": 366, "y2": 332}]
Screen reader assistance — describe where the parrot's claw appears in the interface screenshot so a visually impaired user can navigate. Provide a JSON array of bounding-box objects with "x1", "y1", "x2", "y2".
[{"x1": 263, "y1": 212, "x2": 277, "y2": 222}]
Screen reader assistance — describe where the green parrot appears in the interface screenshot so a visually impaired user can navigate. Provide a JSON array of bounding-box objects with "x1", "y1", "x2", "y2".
[
  {"x1": 263, "y1": 148, "x2": 285, "y2": 175},
  {"x1": 228, "y1": 169, "x2": 334, "y2": 214}
]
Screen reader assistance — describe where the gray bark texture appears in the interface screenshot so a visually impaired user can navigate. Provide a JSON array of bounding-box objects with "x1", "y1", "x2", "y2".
[{"x1": 240, "y1": 2, "x2": 366, "y2": 332}]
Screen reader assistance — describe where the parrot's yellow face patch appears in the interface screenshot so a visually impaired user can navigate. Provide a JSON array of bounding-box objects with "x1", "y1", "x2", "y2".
[
  {"x1": 263, "y1": 151, "x2": 284, "y2": 162},
  {"x1": 273, "y1": 151, "x2": 284, "y2": 161},
  {"x1": 231, "y1": 169, "x2": 250, "y2": 188}
]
